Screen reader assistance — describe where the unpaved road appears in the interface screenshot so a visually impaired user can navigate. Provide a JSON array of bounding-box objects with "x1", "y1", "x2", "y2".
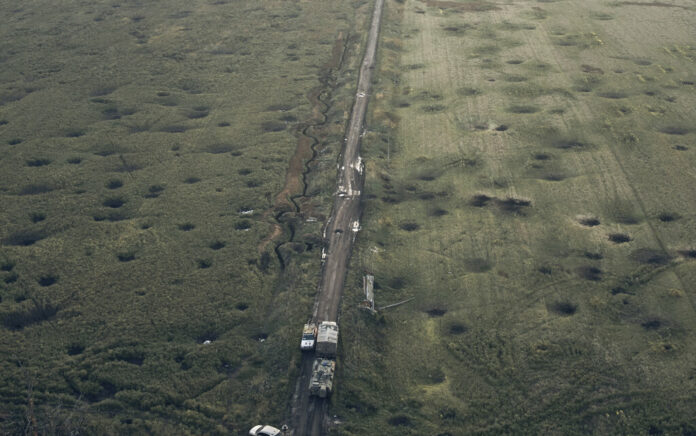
[{"x1": 289, "y1": 0, "x2": 385, "y2": 434}]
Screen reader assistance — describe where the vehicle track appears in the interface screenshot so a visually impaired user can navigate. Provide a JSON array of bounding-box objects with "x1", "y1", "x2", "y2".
[{"x1": 289, "y1": 0, "x2": 386, "y2": 434}]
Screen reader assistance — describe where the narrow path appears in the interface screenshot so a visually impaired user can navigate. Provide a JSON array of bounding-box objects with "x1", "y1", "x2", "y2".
[{"x1": 289, "y1": 0, "x2": 386, "y2": 434}]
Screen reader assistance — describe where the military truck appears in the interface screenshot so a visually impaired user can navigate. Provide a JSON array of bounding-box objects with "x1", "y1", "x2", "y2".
[
  {"x1": 315, "y1": 321, "x2": 338, "y2": 357},
  {"x1": 309, "y1": 358, "x2": 335, "y2": 398},
  {"x1": 300, "y1": 323, "x2": 317, "y2": 351}
]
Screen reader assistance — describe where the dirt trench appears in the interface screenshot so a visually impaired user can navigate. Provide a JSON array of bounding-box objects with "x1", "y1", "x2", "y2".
[{"x1": 257, "y1": 32, "x2": 349, "y2": 269}]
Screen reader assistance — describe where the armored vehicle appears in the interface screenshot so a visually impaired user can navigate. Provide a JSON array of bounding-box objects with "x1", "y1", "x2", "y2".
[
  {"x1": 309, "y1": 358, "x2": 335, "y2": 398},
  {"x1": 315, "y1": 321, "x2": 338, "y2": 357}
]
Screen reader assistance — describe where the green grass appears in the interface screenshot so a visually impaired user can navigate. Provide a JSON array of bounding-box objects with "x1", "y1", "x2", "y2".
[
  {"x1": 332, "y1": 0, "x2": 696, "y2": 434},
  {"x1": 0, "y1": 0, "x2": 365, "y2": 433}
]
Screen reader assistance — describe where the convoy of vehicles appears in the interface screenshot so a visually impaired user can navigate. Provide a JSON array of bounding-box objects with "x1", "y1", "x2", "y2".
[{"x1": 298, "y1": 321, "x2": 339, "y2": 398}]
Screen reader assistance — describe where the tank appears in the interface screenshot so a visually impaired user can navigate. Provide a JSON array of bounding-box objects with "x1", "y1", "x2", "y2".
[
  {"x1": 315, "y1": 321, "x2": 338, "y2": 357},
  {"x1": 309, "y1": 358, "x2": 335, "y2": 398},
  {"x1": 300, "y1": 323, "x2": 317, "y2": 351}
]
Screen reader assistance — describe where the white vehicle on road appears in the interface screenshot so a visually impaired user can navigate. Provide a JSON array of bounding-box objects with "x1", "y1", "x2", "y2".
[
  {"x1": 249, "y1": 425, "x2": 282, "y2": 436},
  {"x1": 351, "y1": 221, "x2": 360, "y2": 233},
  {"x1": 300, "y1": 323, "x2": 317, "y2": 351}
]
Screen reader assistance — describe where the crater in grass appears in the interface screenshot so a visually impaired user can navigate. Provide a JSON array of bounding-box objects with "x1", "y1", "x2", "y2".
[
  {"x1": 209, "y1": 241, "x2": 226, "y2": 250},
  {"x1": 471, "y1": 194, "x2": 493, "y2": 207},
  {"x1": 388, "y1": 416, "x2": 412, "y2": 427},
  {"x1": 641, "y1": 318, "x2": 662, "y2": 330},
  {"x1": 117, "y1": 252, "x2": 136, "y2": 262},
  {"x1": 106, "y1": 179, "x2": 123, "y2": 189},
  {"x1": 3, "y1": 230, "x2": 48, "y2": 246},
  {"x1": 178, "y1": 223, "x2": 195, "y2": 231},
  {"x1": 102, "y1": 197, "x2": 125, "y2": 208},
  {"x1": 608, "y1": 233, "x2": 631, "y2": 243},
  {"x1": 448, "y1": 324, "x2": 468, "y2": 335},
  {"x1": 579, "y1": 217, "x2": 600, "y2": 227},
  {"x1": 399, "y1": 222, "x2": 420, "y2": 231},
  {"x1": 507, "y1": 105, "x2": 539, "y2": 114},
  {"x1": 551, "y1": 301, "x2": 577, "y2": 316},
  {"x1": 658, "y1": 213, "x2": 678, "y2": 222},
  {"x1": 425, "y1": 308, "x2": 447, "y2": 317},
  {"x1": 577, "y1": 266, "x2": 602, "y2": 281},
  {"x1": 38, "y1": 275, "x2": 58, "y2": 287},
  {"x1": 26, "y1": 158, "x2": 51, "y2": 167},
  {"x1": 630, "y1": 248, "x2": 672, "y2": 265},
  {"x1": 659, "y1": 126, "x2": 689, "y2": 135},
  {"x1": 67, "y1": 343, "x2": 85, "y2": 355},
  {"x1": 465, "y1": 258, "x2": 492, "y2": 273}
]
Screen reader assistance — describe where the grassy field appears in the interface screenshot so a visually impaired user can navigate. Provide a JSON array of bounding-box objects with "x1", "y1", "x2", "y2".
[
  {"x1": 334, "y1": 0, "x2": 696, "y2": 434},
  {"x1": 0, "y1": 0, "x2": 368, "y2": 434}
]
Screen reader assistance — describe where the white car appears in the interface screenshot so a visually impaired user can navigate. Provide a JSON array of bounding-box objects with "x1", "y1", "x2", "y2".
[{"x1": 249, "y1": 425, "x2": 282, "y2": 436}]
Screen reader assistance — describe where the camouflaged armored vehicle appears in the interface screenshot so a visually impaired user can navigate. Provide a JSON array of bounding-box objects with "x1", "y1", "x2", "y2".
[{"x1": 309, "y1": 358, "x2": 335, "y2": 398}]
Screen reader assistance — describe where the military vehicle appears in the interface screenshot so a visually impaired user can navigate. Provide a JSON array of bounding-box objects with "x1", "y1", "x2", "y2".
[
  {"x1": 315, "y1": 321, "x2": 338, "y2": 357},
  {"x1": 248, "y1": 425, "x2": 282, "y2": 436},
  {"x1": 309, "y1": 358, "x2": 335, "y2": 398},
  {"x1": 300, "y1": 323, "x2": 317, "y2": 351}
]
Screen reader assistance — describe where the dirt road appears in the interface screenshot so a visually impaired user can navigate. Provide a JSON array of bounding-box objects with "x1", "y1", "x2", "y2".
[{"x1": 289, "y1": 0, "x2": 385, "y2": 434}]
